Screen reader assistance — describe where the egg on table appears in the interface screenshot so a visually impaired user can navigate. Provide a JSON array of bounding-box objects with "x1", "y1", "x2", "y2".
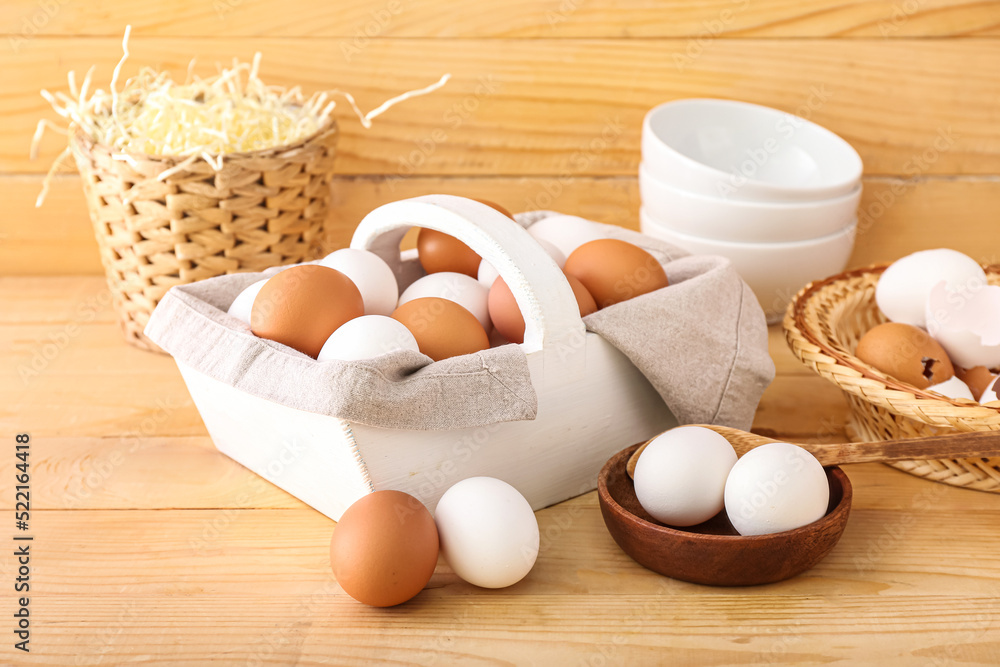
[
  {"x1": 434, "y1": 477, "x2": 539, "y2": 589},
  {"x1": 330, "y1": 490, "x2": 439, "y2": 607}
]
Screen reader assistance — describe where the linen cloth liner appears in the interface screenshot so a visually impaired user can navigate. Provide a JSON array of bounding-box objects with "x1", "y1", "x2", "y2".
[{"x1": 145, "y1": 211, "x2": 774, "y2": 431}]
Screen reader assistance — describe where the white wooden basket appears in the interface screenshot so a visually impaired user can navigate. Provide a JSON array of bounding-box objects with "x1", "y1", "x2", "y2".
[{"x1": 176, "y1": 195, "x2": 676, "y2": 520}]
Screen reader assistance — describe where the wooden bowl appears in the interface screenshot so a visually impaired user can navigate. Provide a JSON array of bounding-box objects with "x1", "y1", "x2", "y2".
[{"x1": 598, "y1": 443, "x2": 853, "y2": 586}]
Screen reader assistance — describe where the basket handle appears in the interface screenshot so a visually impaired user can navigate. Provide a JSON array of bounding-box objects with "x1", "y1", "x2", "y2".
[{"x1": 350, "y1": 194, "x2": 586, "y2": 353}]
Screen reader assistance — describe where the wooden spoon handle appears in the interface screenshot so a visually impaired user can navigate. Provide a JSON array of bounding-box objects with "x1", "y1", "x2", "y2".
[{"x1": 808, "y1": 430, "x2": 1000, "y2": 466}]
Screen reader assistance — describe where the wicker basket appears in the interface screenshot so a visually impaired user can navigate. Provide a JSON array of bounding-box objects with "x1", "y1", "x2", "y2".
[
  {"x1": 69, "y1": 121, "x2": 338, "y2": 352},
  {"x1": 783, "y1": 264, "x2": 1000, "y2": 493}
]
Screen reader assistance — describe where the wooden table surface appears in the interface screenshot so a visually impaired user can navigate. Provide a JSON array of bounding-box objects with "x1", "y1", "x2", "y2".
[{"x1": 3, "y1": 275, "x2": 1000, "y2": 665}]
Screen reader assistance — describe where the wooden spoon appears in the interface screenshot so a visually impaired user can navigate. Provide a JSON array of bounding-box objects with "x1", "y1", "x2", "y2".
[{"x1": 626, "y1": 424, "x2": 1000, "y2": 479}]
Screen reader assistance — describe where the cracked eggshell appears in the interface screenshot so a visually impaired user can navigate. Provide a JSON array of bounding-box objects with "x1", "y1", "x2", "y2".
[
  {"x1": 876, "y1": 249, "x2": 986, "y2": 328},
  {"x1": 926, "y1": 376, "x2": 976, "y2": 402},
  {"x1": 955, "y1": 366, "x2": 997, "y2": 402},
  {"x1": 981, "y1": 376, "x2": 1000, "y2": 405},
  {"x1": 855, "y1": 322, "x2": 954, "y2": 389},
  {"x1": 925, "y1": 281, "x2": 1000, "y2": 369}
]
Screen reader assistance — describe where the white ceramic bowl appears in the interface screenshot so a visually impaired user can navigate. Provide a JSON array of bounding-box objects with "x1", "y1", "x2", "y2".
[
  {"x1": 642, "y1": 99, "x2": 863, "y2": 203},
  {"x1": 640, "y1": 208, "x2": 857, "y2": 324},
  {"x1": 639, "y1": 163, "x2": 861, "y2": 243}
]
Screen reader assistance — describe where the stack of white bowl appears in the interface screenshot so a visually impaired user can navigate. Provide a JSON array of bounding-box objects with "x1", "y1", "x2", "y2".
[{"x1": 640, "y1": 99, "x2": 863, "y2": 323}]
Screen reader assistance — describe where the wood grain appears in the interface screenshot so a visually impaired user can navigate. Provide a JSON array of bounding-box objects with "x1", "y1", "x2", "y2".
[
  {"x1": 10, "y1": 38, "x2": 1000, "y2": 177},
  {"x1": 6, "y1": 174, "x2": 1000, "y2": 275},
  {"x1": 5, "y1": 275, "x2": 1000, "y2": 664},
  {"x1": 2, "y1": 0, "x2": 998, "y2": 38}
]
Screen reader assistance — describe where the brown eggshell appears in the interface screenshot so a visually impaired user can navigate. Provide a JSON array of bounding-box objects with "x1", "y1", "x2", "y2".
[
  {"x1": 392, "y1": 297, "x2": 490, "y2": 361},
  {"x1": 955, "y1": 365, "x2": 997, "y2": 402},
  {"x1": 417, "y1": 228, "x2": 481, "y2": 277},
  {"x1": 330, "y1": 490, "x2": 439, "y2": 607},
  {"x1": 488, "y1": 274, "x2": 600, "y2": 345},
  {"x1": 567, "y1": 274, "x2": 599, "y2": 317},
  {"x1": 250, "y1": 265, "x2": 364, "y2": 358},
  {"x1": 474, "y1": 198, "x2": 515, "y2": 220},
  {"x1": 855, "y1": 322, "x2": 955, "y2": 389},
  {"x1": 564, "y1": 239, "x2": 669, "y2": 308}
]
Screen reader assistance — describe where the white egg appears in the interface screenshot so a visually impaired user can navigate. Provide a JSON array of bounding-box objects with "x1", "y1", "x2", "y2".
[
  {"x1": 434, "y1": 477, "x2": 539, "y2": 589},
  {"x1": 876, "y1": 249, "x2": 986, "y2": 328},
  {"x1": 633, "y1": 426, "x2": 737, "y2": 527},
  {"x1": 981, "y1": 376, "x2": 1000, "y2": 405},
  {"x1": 477, "y1": 238, "x2": 567, "y2": 289},
  {"x1": 320, "y1": 248, "x2": 399, "y2": 317},
  {"x1": 926, "y1": 376, "x2": 976, "y2": 401},
  {"x1": 527, "y1": 214, "x2": 607, "y2": 258},
  {"x1": 398, "y1": 272, "x2": 491, "y2": 331},
  {"x1": 227, "y1": 279, "x2": 268, "y2": 325},
  {"x1": 317, "y1": 315, "x2": 419, "y2": 362},
  {"x1": 477, "y1": 259, "x2": 500, "y2": 290},
  {"x1": 724, "y1": 443, "x2": 829, "y2": 536},
  {"x1": 925, "y1": 281, "x2": 1000, "y2": 369}
]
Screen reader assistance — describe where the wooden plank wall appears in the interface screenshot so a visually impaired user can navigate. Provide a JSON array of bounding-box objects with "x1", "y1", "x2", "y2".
[{"x1": 2, "y1": 0, "x2": 999, "y2": 275}]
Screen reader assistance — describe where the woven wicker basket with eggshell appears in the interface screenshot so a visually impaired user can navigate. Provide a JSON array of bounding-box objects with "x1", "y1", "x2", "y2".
[{"x1": 783, "y1": 264, "x2": 1000, "y2": 493}]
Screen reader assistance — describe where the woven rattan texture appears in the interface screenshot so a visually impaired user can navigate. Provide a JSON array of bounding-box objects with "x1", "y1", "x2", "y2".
[
  {"x1": 784, "y1": 265, "x2": 1000, "y2": 493},
  {"x1": 70, "y1": 123, "x2": 338, "y2": 352}
]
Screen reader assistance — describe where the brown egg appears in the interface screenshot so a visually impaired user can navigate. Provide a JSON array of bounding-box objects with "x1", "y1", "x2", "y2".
[
  {"x1": 330, "y1": 490, "x2": 439, "y2": 607},
  {"x1": 392, "y1": 297, "x2": 489, "y2": 361},
  {"x1": 955, "y1": 365, "x2": 997, "y2": 402},
  {"x1": 488, "y1": 273, "x2": 599, "y2": 345},
  {"x1": 855, "y1": 322, "x2": 955, "y2": 389},
  {"x1": 567, "y1": 274, "x2": 599, "y2": 318},
  {"x1": 474, "y1": 198, "x2": 515, "y2": 220},
  {"x1": 564, "y1": 239, "x2": 669, "y2": 308},
  {"x1": 251, "y1": 265, "x2": 364, "y2": 358},
  {"x1": 417, "y1": 228, "x2": 481, "y2": 277}
]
